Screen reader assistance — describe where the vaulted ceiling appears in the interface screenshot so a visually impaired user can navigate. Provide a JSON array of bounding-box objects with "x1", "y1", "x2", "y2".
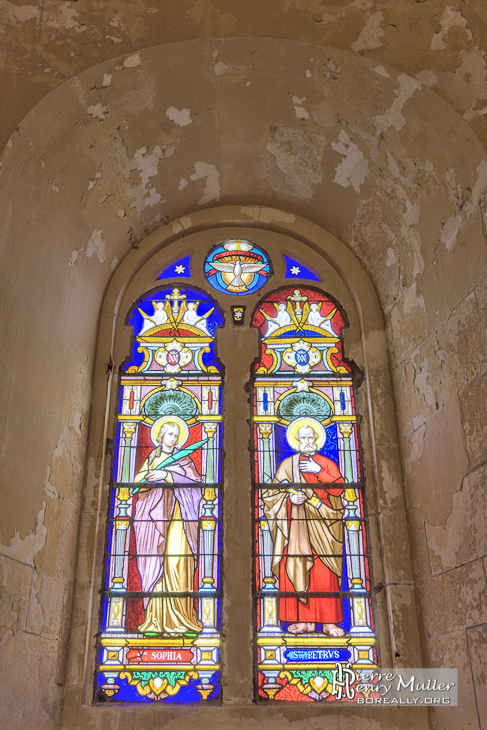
[{"x1": 3, "y1": 0, "x2": 487, "y2": 153}]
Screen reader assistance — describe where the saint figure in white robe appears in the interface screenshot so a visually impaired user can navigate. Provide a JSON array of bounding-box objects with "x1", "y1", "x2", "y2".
[
  {"x1": 182, "y1": 302, "x2": 210, "y2": 335},
  {"x1": 264, "y1": 302, "x2": 292, "y2": 337},
  {"x1": 306, "y1": 302, "x2": 337, "y2": 336},
  {"x1": 139, "y1": 302, "x2": 169, "y2": 334}
]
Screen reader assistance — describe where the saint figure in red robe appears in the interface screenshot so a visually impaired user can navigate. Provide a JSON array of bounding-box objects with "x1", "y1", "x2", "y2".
[{"x1": 262, "y1": 420, "x2": 345, "y2": 636}]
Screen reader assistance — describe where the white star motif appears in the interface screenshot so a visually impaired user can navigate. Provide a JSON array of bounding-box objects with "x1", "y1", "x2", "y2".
[
  {"x1": 290, "y1": 266, "x2": 300, "y2": 275},
  {"x1": 175, "y1": 265, "x2": 186, "y2": 274}
]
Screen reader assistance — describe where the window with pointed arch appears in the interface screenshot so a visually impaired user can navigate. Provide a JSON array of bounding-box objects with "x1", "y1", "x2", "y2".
[
  {"x1": 251, "y1": 287, "x2": 378, "y2": 702},
  {"x1": 94, "y1": 240, "x2": 378, "y2": 705},
  {"x1": 96, "y1": 285, "x2": 224, "y2": 703}
]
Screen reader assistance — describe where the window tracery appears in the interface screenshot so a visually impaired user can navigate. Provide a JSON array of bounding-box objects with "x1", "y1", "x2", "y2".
[{"x1": 95, "y1": 241, "x2": 378, "y2": 706}]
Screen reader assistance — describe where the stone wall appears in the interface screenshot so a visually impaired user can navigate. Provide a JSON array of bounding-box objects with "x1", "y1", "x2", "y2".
[{"x1": 0, "y1": 34, "x2": 486, "y2": 730}]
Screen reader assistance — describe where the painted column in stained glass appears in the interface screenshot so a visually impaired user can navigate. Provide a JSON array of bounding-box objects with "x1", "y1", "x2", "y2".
[
  {"x1": 251, "y1": 287, "x2": 378, "y2": 702},
  {"x1": 96, "y1": 286, "x2": 223, "y2": 703}
]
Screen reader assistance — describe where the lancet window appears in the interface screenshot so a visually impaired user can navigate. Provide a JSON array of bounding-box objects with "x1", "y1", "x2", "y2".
[
  {"x1": 96, "y1": 285, "x2": 223, "y2": 703},
  {"x1": 251, "y1": 286, "x2": 378, "y2": 701},
  {"x1": 94, "y1": 240, "x2": 379, "y2": 706}
]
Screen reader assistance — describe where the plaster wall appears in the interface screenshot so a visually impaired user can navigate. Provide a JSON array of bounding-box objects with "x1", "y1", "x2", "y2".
[
  {"x1": 0, "y1": 36, "x2": 486, "y2": 730},
  {"x1": 3, "y1": 1, "x2": 487, "y2": 158},
  {"x1": 61, "y1": 215, "x2": 422, "y2": 729}
]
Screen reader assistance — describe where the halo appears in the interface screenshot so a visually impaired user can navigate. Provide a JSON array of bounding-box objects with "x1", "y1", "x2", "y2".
[
  {"x1": 150, "y1": 415, "x2": 189, "y2": 448},
  {"x1": 286, "y1": 417, "x2": 326, "y2": 451}
]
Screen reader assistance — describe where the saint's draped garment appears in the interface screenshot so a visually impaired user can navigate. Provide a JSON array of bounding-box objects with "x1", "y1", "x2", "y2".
[
  {"x1": 133, "y1": 447, "x2": 203, "y2": 634},
  {"x1": 262, "y1": 453, "x2": 344, "y2": 623}
]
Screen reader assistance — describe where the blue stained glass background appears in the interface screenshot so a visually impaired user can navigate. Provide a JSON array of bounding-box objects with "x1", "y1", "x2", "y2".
[
  {"x1": 273, "y1": 422, "x2": 339, "y2": 465},
  {"x1": 97, "y1": 672, "x2": 220, "y2": 703},
  {"x1": 284, "y1": 255, "x2": 320, "y2": 282},
  {"x1": 157, "y1": 255, "x2": 191, "y2": 280},
  {"x1": 128, "y1": 287, "x2": 224, "y2": 338},
  {"x1": 124, "y1": 286, "x2": 224, "y2": 371},
  {"x1": 100, "y1": 597, "x2": 109, "y2": 632},
  {"x1": 272, "y1": 327, "x2": 334, "y2": 342}
]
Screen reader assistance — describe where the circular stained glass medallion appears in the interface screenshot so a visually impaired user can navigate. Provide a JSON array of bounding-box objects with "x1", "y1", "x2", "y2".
[
  {"x1": 204, "y1": 239, "x2": 271, "y2": 295},
  {"x1": 295, "y1": 349, "x2": 310, "y2": 366}
]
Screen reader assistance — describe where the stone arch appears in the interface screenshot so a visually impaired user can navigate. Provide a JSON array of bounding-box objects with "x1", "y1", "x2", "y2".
[
  {"x1": 62, "y1": 208, "x2": 424, "y2": 726},
  {"x1": 1, "y1": 37, "x2": 486, "y2": 729}
]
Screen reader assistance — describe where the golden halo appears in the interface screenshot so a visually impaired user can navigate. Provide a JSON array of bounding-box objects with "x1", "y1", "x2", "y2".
[
  {"x1": 150, "y1": 415, "x2": 189, "y2": 448},
  {"x1": 286, "y1": 417, "x2": 326, "y2": 451}
]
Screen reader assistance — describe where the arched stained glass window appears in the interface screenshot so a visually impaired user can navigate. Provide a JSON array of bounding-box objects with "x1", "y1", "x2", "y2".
[
  {"x1": 96, "y1": 285, "x2": 223, "y2": 703},
  {"x1": 91, "y1": 235, "x2": 387, "y2": 710},
  {"x1": 251, "y1": 286, "x2": 378, "y2": 702}
]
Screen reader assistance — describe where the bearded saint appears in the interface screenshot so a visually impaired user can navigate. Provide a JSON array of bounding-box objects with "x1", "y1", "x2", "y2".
[
  {"x1": 133, "y1": 420, "x2": 202, "y2": 635},
  {"x1": 262, "y1": 423, "x2": 345, "y2": 636}
]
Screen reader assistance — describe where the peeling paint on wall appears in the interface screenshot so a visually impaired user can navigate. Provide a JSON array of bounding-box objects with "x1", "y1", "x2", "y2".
[
  {"x1": 291, "y1": 95, "x2": 310, "y2": 121},
  {"x1": 416, "y1": 69, "x2": 437, "y2": 88},
  {"x1": 440, "y1": 214, "x2": 462, "y2": 251},
  {"x1": 172, "y1": 216, "x2": 192, "y2": 233},
  {"x1": 260, "y1": 124, "x2": 325, "y2": 199},
  {"x1": 372, "y1": 64, "x2": 390, "y2": 79},
  {"x1": 385, "y1": 247, "x2": 396, "y2": 267},
  {"x1": 0, "y1": 504, "x2": 48, "y2": 567},
  {"x1": 431, "y1": 7, "x2": 472, "y2": 51},
  {"x1": 331, "y1": 130, "x2": 369, "y2": 193},
  {"x1": 189, "y1": 161, "x2": 220, "y2": 205},
  {"x1": 48, "y1": 3, "x2": 86, "y2": 32},
  {"x1": 69, "y1": 230, "x2": 106, "y2": 266},
  {"x1": 1, "y1": 1, "x2": 39, "y2": 23},
  {"x1": 351, "y1": 11, "x2": 384, "y2": 52},
  {"x1": 108, "y1": 141, "x2": 168, "y2": 216},
  {"x1": 44, "y1": 467, "x2": 60, "y2": 501},
  {"x1": 211, "y1": 49, "x2": 228, "y2": 77},
  {"x1": 471, "y1": 159, "x2": 487, "y2": 208},
  {"x1": 87, "y1": 229, "x2": 106, "y2": 263},
  {"x1": 441, "y1": 159, "x2": 487, "y2": 238},
  {"x1": 1, "y1": 0, "x2": 88, "y2": 33},
  {"x1": 88, "y1": 172, "x2": 102, "y2": 191},
  {"x1": 123, "y1": 53, "x2": 141, "y2": 68},
  {"x1": 87, "y1": 103, "x2": 109, "y2": 121},
  {"x1": 374, "y1": 74, "x2": 421, "y2": 133},
  {"x1": 413, "y1": 358, "x2": 437, "y2": 411},
  {"x1": 165, "y1": 106, "x2": 192, "y2": 127},
  {"x1": 210, "y1": 48, "x2": 247, "y2": 78},
  {"x1": 434, "y1": 47, "x2": 487, "y2": 123}
]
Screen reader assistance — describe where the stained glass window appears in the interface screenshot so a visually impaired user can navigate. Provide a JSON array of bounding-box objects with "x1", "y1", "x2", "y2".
[
  {"x1": 284, "y1": 255, "x2": 320, "y2": 282},
  {"x1": 251, "y1": 287, "x2": 378, "y2": 702},
  {"x1": 157, "y1": 255, "x2": 191, "y2": 280},
  {"x1": 96, "y1": 286, "x2": 223, "y2": 703},
  {"x1": 204, "y1": 239, "x2": 271, "y2": 295}
]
